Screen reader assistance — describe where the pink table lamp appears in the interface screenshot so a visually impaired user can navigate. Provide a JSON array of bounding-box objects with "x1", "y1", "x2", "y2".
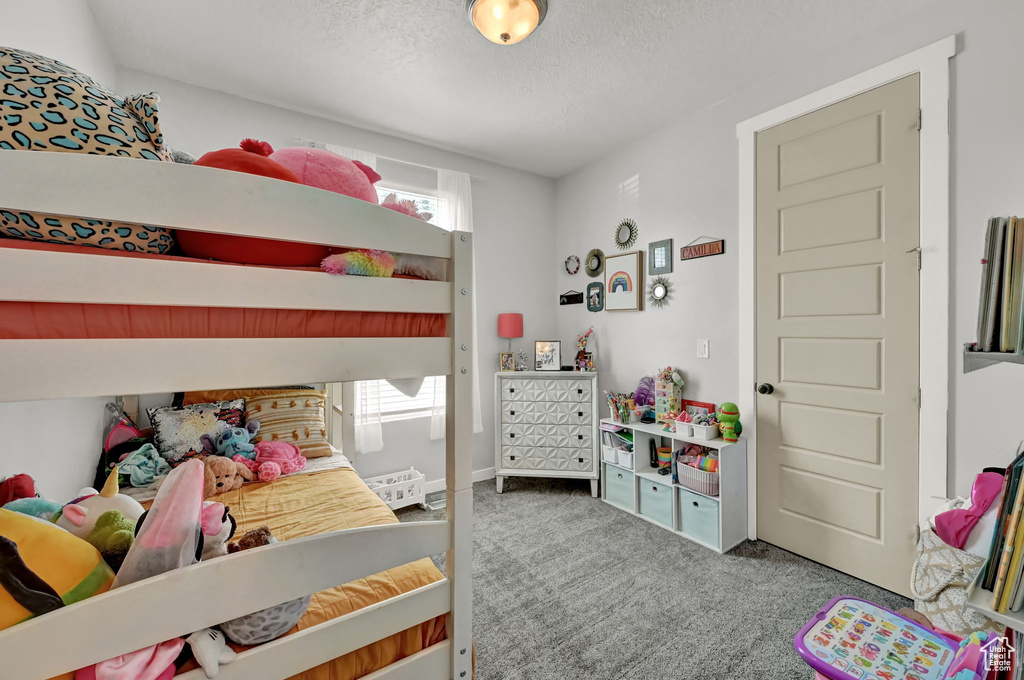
[{"x1": 497, "y1": 313, "x2": 523, "y2": 352}]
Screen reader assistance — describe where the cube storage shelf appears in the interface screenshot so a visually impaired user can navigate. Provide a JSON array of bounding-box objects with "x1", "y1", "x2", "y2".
[{"x1": 600, "y1": 418, "x2": 747, "y2": 553}]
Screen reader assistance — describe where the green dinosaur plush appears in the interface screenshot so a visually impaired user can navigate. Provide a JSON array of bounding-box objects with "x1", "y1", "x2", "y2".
[{"x1": 86, "y1": 509, "x2": 136, "y2": 573}]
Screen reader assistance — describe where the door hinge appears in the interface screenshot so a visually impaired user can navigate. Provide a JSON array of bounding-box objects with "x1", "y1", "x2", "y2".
[{"x1": 916, "y1": 109, "x2": 922, "y2": 131}]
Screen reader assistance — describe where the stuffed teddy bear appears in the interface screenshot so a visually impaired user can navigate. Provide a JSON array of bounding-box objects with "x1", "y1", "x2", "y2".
[
  {"x1": 202, "y1": 456, "x2": 255, "y2": 498},
  {"x1": 233, "y1": 440, "x2": 306, "y2": 482},
  {"x1": 201, "y1": 420, "x2": 260, "y2": 460},
  {"x1": 227, "y1": 525, "x2": 274, "y2": 554},
  {"x1": 175, "y1": 139, "x2": 332, "y2": 266},
  {"x1": 0, "y1": 47, "x2": 176, "y2": 254},
  {"x1": 54, "y1": 467, "x2": 146, "y2": 540}
]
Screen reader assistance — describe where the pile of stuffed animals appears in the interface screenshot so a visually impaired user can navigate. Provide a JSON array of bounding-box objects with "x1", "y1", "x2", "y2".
[
  {"x1": 0, "y1": 46, "x2": 438, "y2": 280},
  {"x1": 0, "y1": 408, "x2": 310, "y2": 679},
  {"x1": 0, "y1": 461, "x2": 307, "y2": 679}
]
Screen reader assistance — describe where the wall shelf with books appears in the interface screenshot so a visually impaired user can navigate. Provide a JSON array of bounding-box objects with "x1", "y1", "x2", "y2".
[
  {"x1": 964, "y1": 343, "x2": 1024, "y2": 374},
  {"x1": 966, "y1": 571, "x2": 1024, "y2": 630},
  {"x1": 974, "y1": 216, "x2": 1024, "y2": 364}
]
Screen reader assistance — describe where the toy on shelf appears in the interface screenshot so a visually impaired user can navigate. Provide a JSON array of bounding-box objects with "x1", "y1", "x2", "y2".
[
  {"x1": 795, "y1": 597, "x2": 990, "y2": 680},
  {"x1": 634, "y1": 377, "x2": 655, "y2": 408},
  {"x1": 85, "y1": 509, "x2": 137, "y2": 573},
  {"x1": 575, "y1": 328, "x2": 594, "y2": 371},
  {"x1": 654, "y1": 366, "x2": 685, "y2": 423},
  {"x1": 716, "y1": 402, "x2": 741, "y2": 442}
]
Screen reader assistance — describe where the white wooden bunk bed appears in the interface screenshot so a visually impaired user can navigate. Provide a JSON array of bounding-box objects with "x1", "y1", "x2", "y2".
[{"x1": 0, "y1": 150, "x2": 474, "y2": 680}]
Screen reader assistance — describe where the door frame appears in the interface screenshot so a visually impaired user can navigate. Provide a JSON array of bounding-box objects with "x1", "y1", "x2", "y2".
[{"x1": 736, "y1": 36, "x2": 956, "y2": 539}]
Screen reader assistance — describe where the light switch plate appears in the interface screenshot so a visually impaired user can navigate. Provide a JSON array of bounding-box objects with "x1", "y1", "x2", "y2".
[{"x1": 698, "y1": 339, "x2": 710, "y2": 359}]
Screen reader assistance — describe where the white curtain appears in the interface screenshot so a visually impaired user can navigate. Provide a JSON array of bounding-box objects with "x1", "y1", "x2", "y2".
[
  {"x1": 322, "y1": 142, "x2": 377, "y2": 171},
  {"x1": 325, "y1": 144, "x2": 383, "y2": 453},
  {"x1": 354, "y1": 380, "x2": 384, "y2": 454},
  {"x1": 431, "y1": 168, "x2": 484, "y2": 439}
]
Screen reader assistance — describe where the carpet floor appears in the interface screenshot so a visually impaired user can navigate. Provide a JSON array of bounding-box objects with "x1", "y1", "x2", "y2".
[{"x1": 396, "y1": 476, "x2": 910, "y2": 680}]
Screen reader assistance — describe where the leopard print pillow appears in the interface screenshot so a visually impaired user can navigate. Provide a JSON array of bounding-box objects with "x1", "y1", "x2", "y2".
[{"x1": 0, "y1": 46, "x2": 175, "y2": 254}]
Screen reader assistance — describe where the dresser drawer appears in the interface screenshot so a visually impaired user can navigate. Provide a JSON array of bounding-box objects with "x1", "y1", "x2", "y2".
[
  {"x1": 531, "y1": 447, "x2": 591, "y2": 472},
  {"x1": 499, "y1": 446, "x2": 529, "y2": 470},
  {"x1": 498, "y1": 380, "x2": 527, "y2": 401},
  {"x1": 677, "y1": 488, "x2": 720, "y2": 550},
  {"x1": 639, "y1": 477, "x2": 673, "y2": 528},
  {"x1": 499, "y1": 401, "x2": 528, "y2": 423},
  {"x1": 604, "y1": 464, "x2": 634, "y2": 511}
]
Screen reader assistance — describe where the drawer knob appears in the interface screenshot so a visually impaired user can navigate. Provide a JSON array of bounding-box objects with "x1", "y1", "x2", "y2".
[
  {"x1": 578, "y1": 411, "x2": 583, "y2": 417},
  {"x1": 510, "y1": 410, "x2": 516, "y2": 416},
  {"x1": 510, "y1": 455, "x2": 516, "y2": 460},
  {"x1": 509, "y1": 433, "x2": 515, "y2": 439},
  {"x1": 578, "y1": 434, "x2": 583, "y2": 440},
  {"x1": 652, "y1": 486, "x2": 658, "y2": 493},
  {"x1": 577, "y1": 388, "x2": 583, "y2": 394},
  {"x1": 578, "y1": 457, "x2": 583, "y2": 463},
  {"x1": 510, "y1": 387, "x2": 515, "y2": 393},
  {"x1": 693, "y1": 501, "x2": 699, "y2": 507},
  {"x1": 617, "y1": 473, "x2": 623, "y2": 479}
]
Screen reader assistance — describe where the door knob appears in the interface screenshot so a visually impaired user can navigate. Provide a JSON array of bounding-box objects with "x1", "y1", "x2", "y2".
[{"x1": 757, "y1": 383, "x2": 774, "y2": 395}]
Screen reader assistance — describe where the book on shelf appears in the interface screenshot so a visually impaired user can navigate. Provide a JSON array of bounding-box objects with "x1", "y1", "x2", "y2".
[
  {"x1": 974, "y1": 216, "x2": 1024, "y2": 353},
  {"x1": 983, "y1": 445, "x2": 1024, "y2": 592}
]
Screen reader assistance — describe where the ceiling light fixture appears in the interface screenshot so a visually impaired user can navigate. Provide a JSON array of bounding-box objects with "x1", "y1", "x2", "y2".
[{"x1": 466, "y1": 0, "x2": 548, "y2": 45}]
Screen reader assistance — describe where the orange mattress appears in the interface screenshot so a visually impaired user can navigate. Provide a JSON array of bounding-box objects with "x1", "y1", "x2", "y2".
[
  {"x1": 180, "y1": 467, "x2": 447, "y2": 679},
  {"x1": 0, "y1": 239, "x2": 445, "y2": 339}
]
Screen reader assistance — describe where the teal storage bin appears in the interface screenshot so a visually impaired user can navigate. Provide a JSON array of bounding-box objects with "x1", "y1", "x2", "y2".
[
  {"x1": 639, "y1": 477, "x2": 673, "y2": 527},
  {"x1": 604, "y1": 464, "x2": 634, "y2": 511},
  {"x1": 678, "y1": 488, "x2": 720, "y2": 549}
]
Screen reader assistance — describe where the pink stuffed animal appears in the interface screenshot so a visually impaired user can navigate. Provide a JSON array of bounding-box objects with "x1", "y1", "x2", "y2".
[
  {"x1": 269, "y1": 147, "x2": 380, "y2": 204},
  {"x1": 233, "y1": 441, "x2": 306, "y2": 482}
]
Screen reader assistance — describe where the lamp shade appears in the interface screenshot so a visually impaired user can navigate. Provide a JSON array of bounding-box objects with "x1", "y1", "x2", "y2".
[
  {"x1": 497, "y1": 313, "x2": 523, "y2": 339},
  {"x1": 467, "y1": 0, "x2": 548, "y2": 45}
]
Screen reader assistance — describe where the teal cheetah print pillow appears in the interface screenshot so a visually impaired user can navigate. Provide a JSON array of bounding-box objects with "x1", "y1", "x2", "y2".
[{"x1": 0, "y1": 46, "x2": 175, "y2": 254}]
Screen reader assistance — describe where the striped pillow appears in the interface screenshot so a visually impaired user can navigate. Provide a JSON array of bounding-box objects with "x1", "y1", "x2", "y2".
[{"x1": 182, "y1": 388, "x2": 330, "y2": 459}]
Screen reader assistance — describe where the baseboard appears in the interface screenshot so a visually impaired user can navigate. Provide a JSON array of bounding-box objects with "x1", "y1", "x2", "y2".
[{"x1": 423, "y1": 467, "x2": 496, "y2": 495}]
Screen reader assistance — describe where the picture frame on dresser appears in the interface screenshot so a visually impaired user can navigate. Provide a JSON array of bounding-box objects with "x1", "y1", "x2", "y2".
[
  {"x1": 534, "y1": 340, "x2": 561, "y2": 371},
  {"x1": 495, "y1": 371, "x2": 601, "y2": 497}
]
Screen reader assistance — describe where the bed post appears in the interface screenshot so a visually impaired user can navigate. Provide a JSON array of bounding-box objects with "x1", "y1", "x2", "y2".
[{"x1": 447, "y1": 230, "x2": 474, "y2": 680}]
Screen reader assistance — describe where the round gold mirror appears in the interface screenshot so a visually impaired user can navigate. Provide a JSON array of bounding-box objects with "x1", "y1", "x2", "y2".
[
  {"x1": 613, "y1": 218, "x2": 638, "y2": 250},
  {"x1": 647, "y1": 275, "x2": 673, "y2": 309}
]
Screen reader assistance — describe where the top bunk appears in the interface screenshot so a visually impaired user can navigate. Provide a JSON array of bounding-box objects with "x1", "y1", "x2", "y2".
[{"x1": 0, "y1": 151, "x2": 473, "y2": 402}]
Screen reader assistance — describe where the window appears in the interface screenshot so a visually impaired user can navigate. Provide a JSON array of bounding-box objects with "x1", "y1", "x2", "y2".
[
  {"x1": 357, "y1": 376, "x2": 444, "y2": 423},
  {"x1": 376, "y1": 186, "x2": 444, "y2": 229}
]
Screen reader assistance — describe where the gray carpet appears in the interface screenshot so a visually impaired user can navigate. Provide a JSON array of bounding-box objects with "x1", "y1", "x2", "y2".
[{"x1": 396, "y1": 477, "x2": 910, "y2": 680}]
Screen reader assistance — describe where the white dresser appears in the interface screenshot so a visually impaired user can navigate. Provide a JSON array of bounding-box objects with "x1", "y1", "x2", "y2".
[{"x1": 494, "y1": 371, "x2": 600, "y2": 496}]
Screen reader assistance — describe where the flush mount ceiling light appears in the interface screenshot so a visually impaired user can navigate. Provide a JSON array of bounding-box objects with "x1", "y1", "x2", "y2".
[{"x1": 466, "y1": 0, "x2": 548, "y2": 45}]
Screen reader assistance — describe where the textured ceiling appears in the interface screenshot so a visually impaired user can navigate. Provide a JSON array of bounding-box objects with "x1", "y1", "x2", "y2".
[{"x1": 86, "y1": 0, "x2": 935, "y2": 177}]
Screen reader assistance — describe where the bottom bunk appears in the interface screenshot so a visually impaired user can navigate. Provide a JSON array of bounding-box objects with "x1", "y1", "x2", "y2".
[
  {"x1": 1, "y1": 463, "x2": 460, "y2": 680},
  {"x1": 171, "y1": 466, "x2": 448, "y2": 680}
]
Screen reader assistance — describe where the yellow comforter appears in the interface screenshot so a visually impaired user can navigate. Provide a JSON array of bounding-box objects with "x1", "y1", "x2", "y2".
[{"x1": 182, "y1": 467, "x2": 447, "y2": 679}]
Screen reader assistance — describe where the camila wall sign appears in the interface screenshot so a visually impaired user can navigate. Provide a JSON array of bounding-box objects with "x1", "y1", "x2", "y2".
[{"x1": 680, "y1": 239, "x2": 725, "y2": 261}]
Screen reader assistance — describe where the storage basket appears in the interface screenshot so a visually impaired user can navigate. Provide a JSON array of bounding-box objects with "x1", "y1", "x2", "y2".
[
  {"x1": 602, "y1": 445, "x2": 619, "y2": 463},
  {"x1": 363, "y1": 467, "x2": 425, "y2": 510},
  {"x1": 617, "y1": 450, "x2": 634, "y2": 468},
  {"x1": 675, "y1": 456, "x2": 719, "y2": 496},
  {"x1": 692, "y1": 423, "x2": 720, "y2": 440}
]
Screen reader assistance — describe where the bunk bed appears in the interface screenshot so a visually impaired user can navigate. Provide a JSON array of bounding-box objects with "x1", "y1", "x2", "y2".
[{"x1": 0, "y1": 150, "x2": 474, "y2": 680}]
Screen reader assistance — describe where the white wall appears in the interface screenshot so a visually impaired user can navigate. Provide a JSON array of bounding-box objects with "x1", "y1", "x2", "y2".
[
  {"x1": 0, "y1": 0, "x2": 117, "y2": 501},
  {"x1": 555, "y1": 0, "x2": 1024, "y2": 500},
  {"x1": 0, "y1": 0, "x2": 116, "y2": 88},
  {"x1": 114, "y1": 68, "x2": 557, "y2": 487}
]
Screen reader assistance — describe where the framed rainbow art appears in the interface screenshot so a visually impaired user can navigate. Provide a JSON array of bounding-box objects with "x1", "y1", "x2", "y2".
[{"x1": 605, "y1": 250, "x2": 644, "y2": 311}]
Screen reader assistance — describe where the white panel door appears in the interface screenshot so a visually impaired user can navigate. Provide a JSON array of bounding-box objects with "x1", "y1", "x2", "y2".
[{"x1": 755, "y1": 74, "x2": 920, "y2": 596}]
